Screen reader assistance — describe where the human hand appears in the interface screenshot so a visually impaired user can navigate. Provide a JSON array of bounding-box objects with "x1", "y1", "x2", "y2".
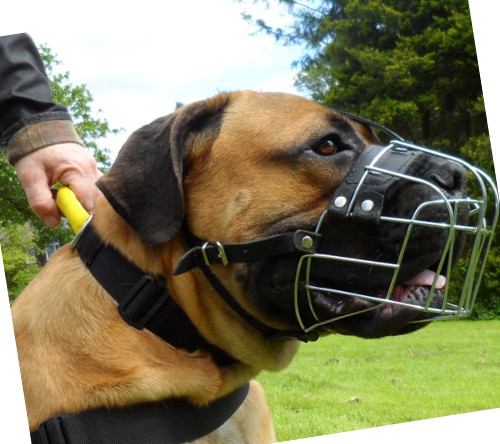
[{"x1": 14, "y1": 143, "x2": 102, "y2": 227}]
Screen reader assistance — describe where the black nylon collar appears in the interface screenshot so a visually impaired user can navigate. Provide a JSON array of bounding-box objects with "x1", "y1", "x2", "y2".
[
  {"x1": 74, "y1": 223, "x2": 239, "y2": 367},
  {"x1": 31, "y1": 382, "x2": 250, "y2": 444},
  {"x1": 30, "y1": 224, "x2": 252, "y2": 443}
]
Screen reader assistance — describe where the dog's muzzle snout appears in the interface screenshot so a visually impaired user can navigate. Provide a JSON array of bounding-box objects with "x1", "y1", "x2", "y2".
[
  {"x1": 175, "y1": 138, "x2": 498, "y2": 342},
  {"x1": 294, "y1": 141, "x2": 499, "y2": 333}
]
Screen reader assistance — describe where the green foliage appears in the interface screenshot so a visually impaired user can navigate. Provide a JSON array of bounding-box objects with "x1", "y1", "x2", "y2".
[
  {"x1": 0, "y1": 156, "x2": 31, "y2": 226},
  {"x1": 239, "y1": 0, "x2": 499, "y2": 317},
  {"x1": 258, "y1": 320, "x2": 500, "y2": 441},
  {"x1": 0, "y1": 225, "x2": 41, "y2": 302}
]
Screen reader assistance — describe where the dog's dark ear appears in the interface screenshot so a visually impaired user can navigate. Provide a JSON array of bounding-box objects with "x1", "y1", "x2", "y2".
[{"x1": 96, "y1": 93, "x2": 231, "y2": 245}]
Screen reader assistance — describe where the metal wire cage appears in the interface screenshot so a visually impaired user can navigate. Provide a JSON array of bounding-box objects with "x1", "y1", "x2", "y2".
[{"x1": 294, "y1": 140, "x2": 499, "y2": 333}]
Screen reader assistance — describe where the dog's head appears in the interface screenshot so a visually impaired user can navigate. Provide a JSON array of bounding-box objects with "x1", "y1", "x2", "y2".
[{"x1": 97, "y1": 91, "x2": 494, "y2": 342}]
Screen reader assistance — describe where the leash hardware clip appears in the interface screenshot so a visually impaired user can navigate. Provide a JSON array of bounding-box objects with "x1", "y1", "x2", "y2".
[
  {"x1": 202, "y1": 241, "x2": 229, "y2": 266},
  {"x1": 70, "y1": 215, "x2": 93, "y2": 248}
]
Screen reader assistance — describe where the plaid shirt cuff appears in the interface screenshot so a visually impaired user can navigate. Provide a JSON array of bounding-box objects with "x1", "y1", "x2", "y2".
[{"x1": 4, "y1": 120, "x2": 84, "y2": 165}]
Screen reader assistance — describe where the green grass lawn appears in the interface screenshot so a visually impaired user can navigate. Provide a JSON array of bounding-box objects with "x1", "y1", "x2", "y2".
[{"x1": 256, "y1": 320, "x2": 500, "y2": 442}]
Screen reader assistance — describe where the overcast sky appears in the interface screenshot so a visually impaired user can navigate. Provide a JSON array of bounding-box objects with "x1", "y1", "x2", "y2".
[{"x1": 5, "y1": 0, "x2": 306, "y2": 160}]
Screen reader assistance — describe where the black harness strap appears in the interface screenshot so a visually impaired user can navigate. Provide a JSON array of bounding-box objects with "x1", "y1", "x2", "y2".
[
  {"x1": 31, "y1": 382, "x2": 250, "y2": 444},
  {"x1": 30, "y1": 224, "x2": 252, "y2": 443}
]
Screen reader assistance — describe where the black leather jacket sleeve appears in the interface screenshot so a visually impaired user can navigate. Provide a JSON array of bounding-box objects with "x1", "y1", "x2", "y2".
[{"x1": 0, "y1": 33, "x2": 81, "y2": 164}]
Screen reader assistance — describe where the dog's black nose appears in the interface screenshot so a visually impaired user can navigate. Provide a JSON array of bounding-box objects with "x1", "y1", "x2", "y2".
[{"x1": 429, "y1": 158, "x2": 468, "y2": 196}]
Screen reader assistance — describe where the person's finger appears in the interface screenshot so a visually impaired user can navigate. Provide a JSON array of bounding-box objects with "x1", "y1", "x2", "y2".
[
  {"x1": 60, "y1": 169, "x2": 102, "y2": 213},
  {"x1": 54, "y1": 147, "x2": 102, "y2": 212},
  {"x1": 18, "y1": 167, "x2": 61, "y2": 227}
]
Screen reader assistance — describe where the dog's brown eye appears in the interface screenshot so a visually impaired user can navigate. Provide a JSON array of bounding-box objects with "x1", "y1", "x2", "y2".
[{"x1": 314, "y1": 139, "x2": 337, "y2": 156}]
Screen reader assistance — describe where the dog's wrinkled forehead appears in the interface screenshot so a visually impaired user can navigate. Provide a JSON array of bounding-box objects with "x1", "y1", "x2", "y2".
[{"x1": 221, "y1": 92, "x2": 377, "y2": 150}]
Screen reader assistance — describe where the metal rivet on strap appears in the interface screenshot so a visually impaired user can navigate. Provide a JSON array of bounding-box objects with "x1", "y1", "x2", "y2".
[
  {"x1": 334, "y1": 196, "x2": 347, "y2": 208},
  {"x1": 360, "y1": 200, "x2": 375, "y2": 212},
  {"x1": 301, "y1": 235, "x2": 314, "y2": 250}
]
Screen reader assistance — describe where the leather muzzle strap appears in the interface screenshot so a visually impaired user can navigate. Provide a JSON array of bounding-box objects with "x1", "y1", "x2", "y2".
[
  {"x1": 328, "y1": 144, "x2": 424, "y2": 223},
  {"x1": 174, "y1": 228, "x2": 322, "y2": 343},
  {"x1": 174, "y1": 229, "x2": 321, "y2": 274}
]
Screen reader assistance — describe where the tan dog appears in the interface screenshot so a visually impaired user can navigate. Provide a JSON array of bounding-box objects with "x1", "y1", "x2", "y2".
[{"x1": 11, "y1": 91, "x2": 468, "y2": 443}]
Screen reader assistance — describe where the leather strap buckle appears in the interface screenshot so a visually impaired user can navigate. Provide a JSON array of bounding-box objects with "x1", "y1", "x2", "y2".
[{"x1": 202, "y1": 241, "x2": 229, "y2": 266}]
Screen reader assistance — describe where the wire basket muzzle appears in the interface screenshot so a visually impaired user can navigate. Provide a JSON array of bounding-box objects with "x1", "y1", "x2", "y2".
[{"x1": 293, "y1": 141, "x2": 499, "y2": 333}]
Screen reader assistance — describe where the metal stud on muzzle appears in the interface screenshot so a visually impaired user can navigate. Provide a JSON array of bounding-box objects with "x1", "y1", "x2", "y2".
[{"x1": 294, "y1": 141, "x2": 499, "y2": 334}]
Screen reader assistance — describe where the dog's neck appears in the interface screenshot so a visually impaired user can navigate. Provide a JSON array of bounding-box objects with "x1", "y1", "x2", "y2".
[{"x1": 91, "y1": 196, "x2": 301, "y2": 372}]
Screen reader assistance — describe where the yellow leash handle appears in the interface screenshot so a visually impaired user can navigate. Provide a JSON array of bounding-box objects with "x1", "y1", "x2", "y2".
[{"x1": 56, "y1": 186, "x2": 90, "y2": 234}]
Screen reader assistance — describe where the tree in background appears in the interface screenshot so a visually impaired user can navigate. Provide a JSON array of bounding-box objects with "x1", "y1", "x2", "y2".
[
  {"x1": 240, "y1": 0, "x2": 484, "y2": 152},
  {"x1": 0, "y1": 225, "x2": 40, "y2": 302},
  {"x1": 239, "y1": 0, "x2": 499, "y2": 317},
  {"x1": 0, "y1": 45, "x2": 118, "y2": 301}
]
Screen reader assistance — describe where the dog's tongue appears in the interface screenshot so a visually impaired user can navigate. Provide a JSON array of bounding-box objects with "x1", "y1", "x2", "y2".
[{"x1": 404, "y1": 269, "x2": 446, "y2": 289}]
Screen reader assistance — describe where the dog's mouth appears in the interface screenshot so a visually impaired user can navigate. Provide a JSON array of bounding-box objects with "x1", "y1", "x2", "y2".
[
  {"x1": 256, "y1": 252, "x2": 450, "y2": 339},
  {"x1": 305, "y1": 268, "x2": 447, "y2": 338}
]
